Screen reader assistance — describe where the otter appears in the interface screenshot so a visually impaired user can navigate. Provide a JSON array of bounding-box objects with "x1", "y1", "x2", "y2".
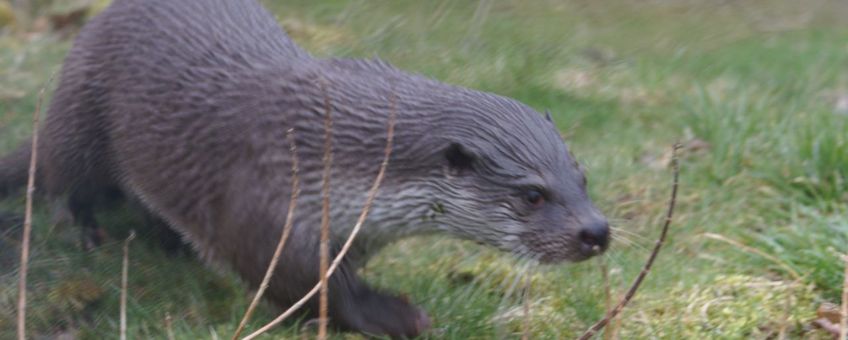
[{"x1": 0, "y1": 0, "x2": 610, "y2": 337}]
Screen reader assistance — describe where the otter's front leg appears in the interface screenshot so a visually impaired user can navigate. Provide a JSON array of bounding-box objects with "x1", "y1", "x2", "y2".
[
  {"x1": 325, "y1": 264, "x2": 431, "y2": 338},
  {"x1": 226, "y1": 196, "x2": 430, "y2": 337},
  {"x1": 254, "y1": 242, "x2": 430, "y2": 338}
]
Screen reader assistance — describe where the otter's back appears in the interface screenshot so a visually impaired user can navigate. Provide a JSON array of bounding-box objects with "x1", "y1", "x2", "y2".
[
  {"x1": 93, "y1": 0, "x2": 308, "y2": 73},
  {"x1": 51, "y1": 0, "x2": 311, "y2": 235}
]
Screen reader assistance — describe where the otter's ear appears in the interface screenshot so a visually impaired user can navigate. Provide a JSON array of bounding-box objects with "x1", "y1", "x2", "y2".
[
  {"x1": 444, "y1": 143, "x2": 476, "y2": 173},
  {"x1": 544, "y1": 109, "x2": 554, "y2": 123}
]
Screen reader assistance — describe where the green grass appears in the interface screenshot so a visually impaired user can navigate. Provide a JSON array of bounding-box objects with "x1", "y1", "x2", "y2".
[{"x1": 1, "y1": 0, "x2": 847, "y2": 338}]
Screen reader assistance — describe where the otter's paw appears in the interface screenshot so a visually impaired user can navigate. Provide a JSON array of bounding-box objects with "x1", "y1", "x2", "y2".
[
  {"x1": 81, "y1": 226, "x2": 107, "y2": 252},
  {"x1": 337, "y1": 291, "x2": 431, "y2": 338}
]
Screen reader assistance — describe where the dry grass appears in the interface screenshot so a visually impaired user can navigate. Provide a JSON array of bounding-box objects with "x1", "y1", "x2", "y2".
[
  {"x1": 599, "y1": 256, "x2": 616, "y2": 340},
  {"x1": 16, "y1": 71, "x2": 53, "y2": 340},
  {"x1": 521, "y1": 273, "x2": 531, "y2": 340},
  {"x1": 231, "y1": 128, "x2": 301, "y2": 340},
  {"x1": 242, "y1": 93, "x2": 397, "y2": 340},
  {"x1": 318, "y1": 80, "x2": 334, "y2": 340},
  {"x1": 165, "y1": 312, "x2": 175, "y2": 340},
  {"x1": 841, "y1": 254, "x2": 847, "y2": 340},
  {"x1": 120, "y1": 231, "x2": 135, "y2": 340}
]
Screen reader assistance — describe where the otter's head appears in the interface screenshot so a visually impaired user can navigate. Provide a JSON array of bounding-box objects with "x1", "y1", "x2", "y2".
[
  {"x1": 308, "y1": 58, "x2": 607, "y2": 262},
  {"x1": 408, "y1": 91, "x2": 609, "y2": 263}
]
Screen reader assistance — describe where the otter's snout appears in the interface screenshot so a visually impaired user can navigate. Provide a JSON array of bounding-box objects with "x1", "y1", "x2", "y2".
[{"x1": 577, "y1": 218, "x2": 610, "y2": 256}]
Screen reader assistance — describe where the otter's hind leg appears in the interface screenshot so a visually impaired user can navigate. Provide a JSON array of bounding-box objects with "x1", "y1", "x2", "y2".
[
  {"x1": 39, "y1": 39, "x2": 118, "y2": 251},
  {"x1": 67, "y1": 186, "x2": 106, "y2": 250},
  {"x1": 144, "y1": 210, "x2": 189, "y2": 256}
]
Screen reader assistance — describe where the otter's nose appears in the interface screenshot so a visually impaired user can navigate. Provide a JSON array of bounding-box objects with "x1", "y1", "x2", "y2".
[{"x1": 578, "y1": 220, "x2": 610, "y2": 253}]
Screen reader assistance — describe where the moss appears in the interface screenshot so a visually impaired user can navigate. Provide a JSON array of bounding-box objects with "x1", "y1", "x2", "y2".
[{"x1": 620, "y1": 275, "x2": 825, "y2": 339}]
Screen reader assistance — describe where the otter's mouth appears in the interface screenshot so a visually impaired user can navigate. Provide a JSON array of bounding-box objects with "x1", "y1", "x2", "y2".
[
  {"x1": 536, "y1": 244, "x2": 607, "y2": 264},
  {"x1": 523, "y1": 227, "x2": 611, "y2": 264}
]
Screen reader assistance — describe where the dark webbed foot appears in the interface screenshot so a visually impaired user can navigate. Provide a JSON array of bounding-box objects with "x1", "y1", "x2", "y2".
[
  {"x1": 81, "y1": 225, "x2": 106, "y2": 251},
  {"x1": 68, "y1": 189, "x2": 105, "y2": 251},
  {"x1": 148, "y1": 215, "x2": 190, "y2": 256},
  {"x1": 333, "y1": 285, "x2": 431, "y2": 338}
]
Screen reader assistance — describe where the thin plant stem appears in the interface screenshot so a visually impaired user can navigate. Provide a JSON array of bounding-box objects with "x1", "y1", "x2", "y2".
[
  {"x1": 243, "y1": 95, "x2": 397, "y2": 340},
  {"x1": 841, "y1": 254, "x2": 847, "y2": 340},
  {"x1": 521, "y1": 271, "x2": 531, "y2": 340},
  {"x1": 600, "y1": 256, "x2": 614, "y2": 340},
  {"x1": 231, "y1": 129, "x2": 302, "y2": 339},
  {"x1": 165, "y1": 312, "x2": 176, "y2": 340},
  {"x1": 120, "y1": 231, "x2": 136, "y2": 340},
  {"x1": 578, "y1": 143, "x2": 681, "y2": 340},
  {"x1": 318, "y1": 81, "x2": 334, "y2": 340},
  {"x1": 17, "y1": 72, "x2": 54, "y2": 340}
]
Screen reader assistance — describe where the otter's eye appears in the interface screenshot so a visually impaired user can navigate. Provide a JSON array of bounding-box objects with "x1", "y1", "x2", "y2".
[{"x1": 525, "y1": 190, "x2": 545, "y2": 207}]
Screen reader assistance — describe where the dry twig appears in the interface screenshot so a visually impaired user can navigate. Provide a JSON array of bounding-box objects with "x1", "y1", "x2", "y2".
[
  {"x1": 813, "y1": 317, "x2": 841, "y2": 338},
  {"x1": 577, "y1": 143, "x2": 681, "y2": 340},
  {"x1": 318, "y1": 81, "x2": 334, "y2": 340},
  {"x1": 120, "y1": 231, "x2": 136, "y2": 340},
  {"x1": 243, "y1": 95, "x2": 397, "y2": 340},
  {"x1": 841, "y1": 254, "x2": 847, "y2": 340},
  {"x1": 816, "y1": 299, "x2": 844, "y2": 337},
  {"x1": 17, "y1": 73, "x2": 54, "y2": 340},
  {"x1": 165, "y1": 312, "x2": 176, "y2": 340},
  {"x1": 231, "y1": 129, "x2": 301, "y2": 339}
]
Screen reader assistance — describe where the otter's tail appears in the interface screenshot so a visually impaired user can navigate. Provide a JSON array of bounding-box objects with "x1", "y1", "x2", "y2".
[{"x1": 0, "y1": 142, "x2": 33, "y2": 197}]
